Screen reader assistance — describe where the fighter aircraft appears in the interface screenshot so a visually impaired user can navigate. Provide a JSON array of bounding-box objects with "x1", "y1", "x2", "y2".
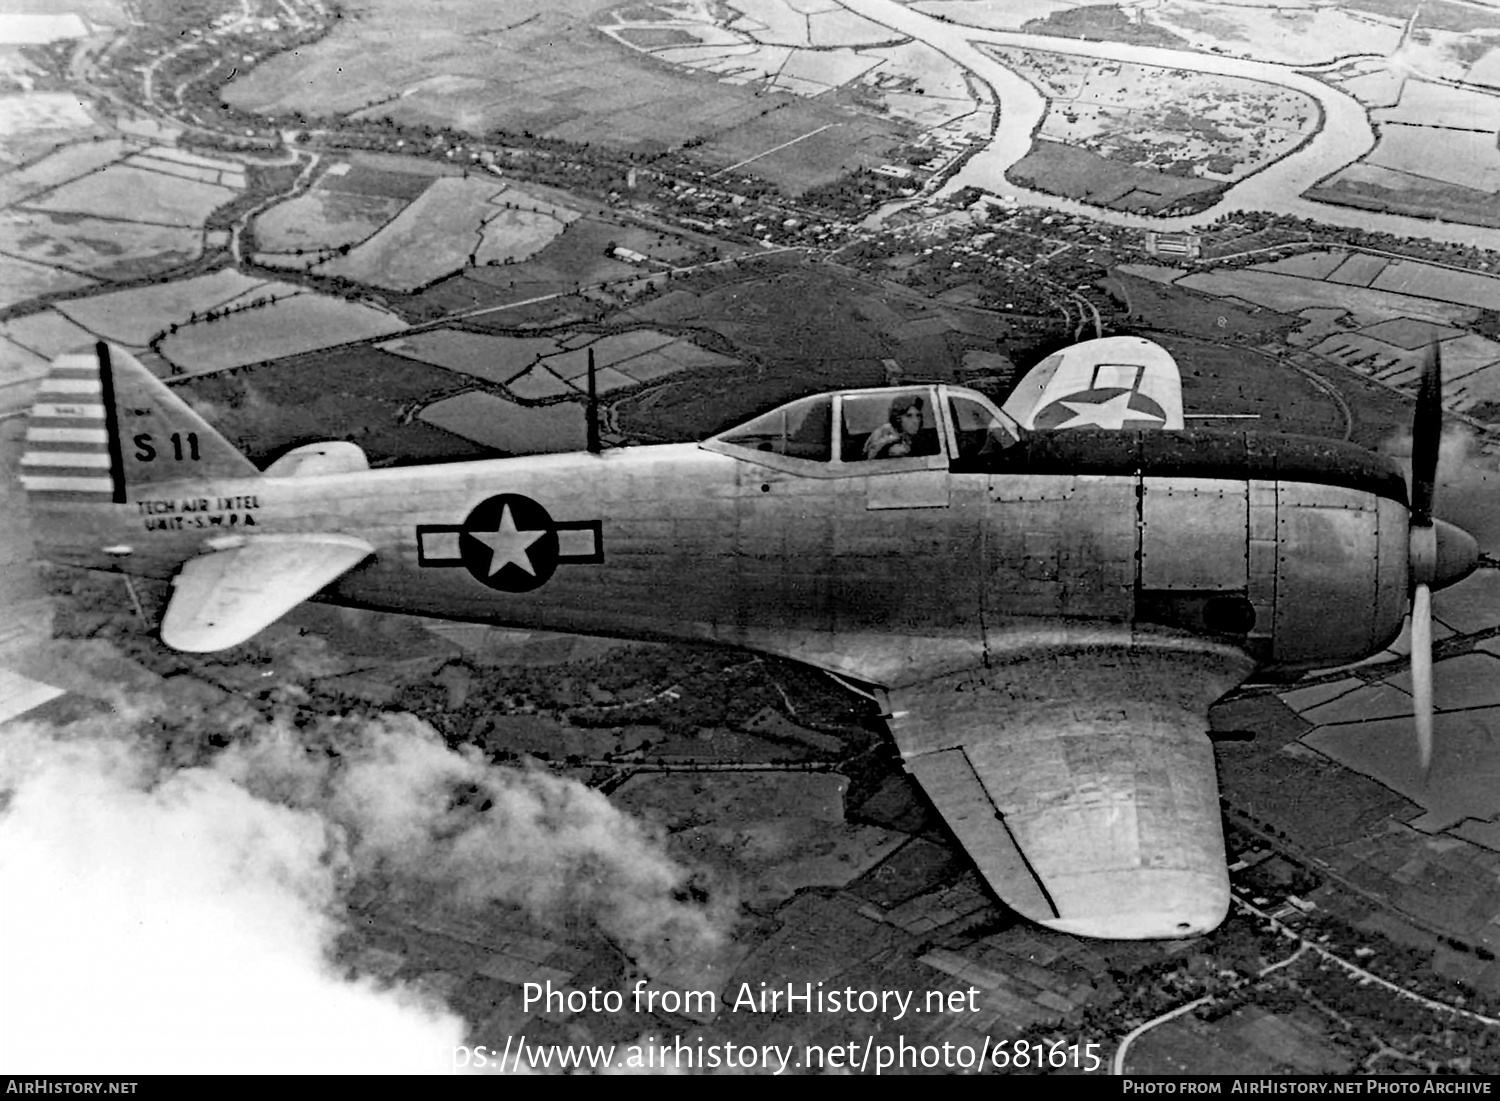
[{"x1": 19, "y1": 339, "x2": 1476, "y2": 939}]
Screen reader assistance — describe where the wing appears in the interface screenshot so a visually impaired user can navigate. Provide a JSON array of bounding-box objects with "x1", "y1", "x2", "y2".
[
  {"x1": 1002, "y1": 337, "x2": 1185, "y2": 432},
  {"x1": 161, "y1": 534, "x2": 374, "y2": 652},
  {"x1": 887, "y1": 639, "x2": 1252, "y2": 938}
]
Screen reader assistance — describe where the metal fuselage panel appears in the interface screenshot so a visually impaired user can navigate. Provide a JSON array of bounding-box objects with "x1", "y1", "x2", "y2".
[{"x1": 30, "y1": 441, "x2": 1410, "y2": 681}]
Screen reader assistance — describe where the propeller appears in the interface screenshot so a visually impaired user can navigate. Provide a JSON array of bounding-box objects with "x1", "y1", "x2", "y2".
[
  {"x1": 1405, "y1": 343, "x2": 1480, "y2": 773},
  {"x1": 1409, "y1": 343, "x2": 1441, "y2": 773}
]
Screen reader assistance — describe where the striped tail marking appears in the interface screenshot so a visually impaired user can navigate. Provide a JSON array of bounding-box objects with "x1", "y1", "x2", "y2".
[{"x1": 20, "y1": 343, "x2": 125, "y2": 503}]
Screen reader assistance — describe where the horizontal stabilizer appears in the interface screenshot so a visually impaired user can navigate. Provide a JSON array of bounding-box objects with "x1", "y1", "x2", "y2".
[{"x1": 161, "y1": 534, "x2": 374, "y2": 652}]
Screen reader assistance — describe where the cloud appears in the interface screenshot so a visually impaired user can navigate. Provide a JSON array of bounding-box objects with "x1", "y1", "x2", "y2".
[
  {"x1": 0, "y1": 705, "x2": 728, "y2": 1073},
  {"x1": 0, "y1": 722, "x2": 465, "y2": 1073},
  {"x1": 221, "y1": 713, "x2": 729, "y2": 972}
]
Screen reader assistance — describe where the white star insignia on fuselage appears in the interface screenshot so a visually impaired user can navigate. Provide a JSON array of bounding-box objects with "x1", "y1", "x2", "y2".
[
  {"x1": 1053, "y1": 391, "x2": 1164, "y2": 430},
  {"x1": 470, "y1": 504, "x2": 544, "y2": 576}
]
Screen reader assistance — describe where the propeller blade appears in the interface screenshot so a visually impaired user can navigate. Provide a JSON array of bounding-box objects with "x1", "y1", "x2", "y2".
[
  {"x1": 1411, "y1": 343, "x2": 1442, "y2": 529},
  {"x1": 1412, "y1": 582, "x2": 1434, "y2": 773}
]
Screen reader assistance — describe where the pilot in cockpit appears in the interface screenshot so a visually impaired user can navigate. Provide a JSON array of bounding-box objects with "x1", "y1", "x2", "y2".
[{"x1": 864, "y1": 395, "x2": 926, "y2": 460}]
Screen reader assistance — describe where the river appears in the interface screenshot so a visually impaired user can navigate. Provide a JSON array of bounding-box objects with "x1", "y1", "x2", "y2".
[{"x1": 836, "y1": 0, "x2": 1500, "y2": 250}]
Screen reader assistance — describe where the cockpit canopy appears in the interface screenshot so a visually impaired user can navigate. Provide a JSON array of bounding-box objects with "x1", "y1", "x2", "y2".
[{"x1": 703, "y1": 385, "x2": 1019, "y2": 474}]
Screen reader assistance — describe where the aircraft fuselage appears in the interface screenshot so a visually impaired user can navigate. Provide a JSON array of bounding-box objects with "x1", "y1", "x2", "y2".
[{"x1": 31, "y1": 429, "x2": 1416, "y2": 686}]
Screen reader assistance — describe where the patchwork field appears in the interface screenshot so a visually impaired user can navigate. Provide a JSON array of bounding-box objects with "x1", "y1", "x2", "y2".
[
  {"x1": 253, "y1": 188, "x2": 409, "y2": 254},
  {"x1": 1141, "y1": 1, "x2": 1403, "y2": 65},
  {"x1": 0, "y1": 209, "x2": 203, "y2": 280},
  {"x1": 911, "y1": 1, "x2": 1078, "y2": 30},
  {"x1": 0, "y1": 252, "x2": 92, "y2": 309},
  {"x1": 227, "y1": 0, "x2": 819, "y2": 150},
  {"x1": 54, "y1": 269, "x2": 273, "y2": 347},
  {"x1": 602, "y1": 0, "x2": 988, "y2": 146},
  {"x1": 1364, "y1": 127, "x2": 1500, "y2": 193},
  {"x1": 417, "y1": 391, "x2": 588, "y2": 455},
  {"x1": 1126, "y1": 246, "x2": 1500, "y2": 420},
  {"x1": 0, "y1": 92, "x2": 105, "y2": 169},
  {"x1": 225, "y1": 0, "x2": 917, "y2": 193},
  {"x1": 377, "y1": 330, "x2": 561, "y2": 386},
  {"x1": 310, "y1": 178, "x2": 577, "y2": 292},
  {"x1": 157, "y1": 293, "x2": 407, "y2": 374},
  {"x1": 1308, "y1": 164, "x2": 1500, "y2": 231},
  {"x1": 379, "y1": 325, "x2": 741, "y2": 398},
  {"x1": 180, "y1": 345, "x2": 480, "y2": 466},
  {"x1": 0, "y1": 333, "x2": 45, "y2": 388},
  {"x1": 0, "y1": 308, "x2": 95, "y2": 359},
  {"x1": 1176, "y1": 269, "x2": 1478, "y2": 328},
  {"x1": 1008, "y1": 140, "x2": 1222, "y2": 215},
  {"x1": 0, "y1": 138, "x2": 133, "y2": 210},
  {"x1": 31, "y1": 163, "x2": 238, "y2": 227}
]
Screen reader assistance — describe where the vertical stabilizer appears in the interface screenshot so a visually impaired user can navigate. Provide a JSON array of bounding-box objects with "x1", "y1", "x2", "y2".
[{"x1": 20, "y1": 343, "x2": 257, "y2": 504}]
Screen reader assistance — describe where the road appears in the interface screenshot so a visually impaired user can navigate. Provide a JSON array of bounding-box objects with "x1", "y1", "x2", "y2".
[{"x1": 834, "y1": 0, "x2": 1500, "y2": 252}]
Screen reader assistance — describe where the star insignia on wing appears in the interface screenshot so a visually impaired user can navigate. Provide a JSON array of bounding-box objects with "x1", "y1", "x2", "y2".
[{"x1": 469, "y1": 503, "x2": 544, "y2": 576}]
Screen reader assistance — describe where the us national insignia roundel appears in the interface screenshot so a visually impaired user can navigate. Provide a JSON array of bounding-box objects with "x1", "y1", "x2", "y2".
[
  {"x1": 1032, "y1": 387, "x2": 1167, "y2": 431},
  {"x1": 416, "y1": 493, "x2": 603, "y2": 593}
]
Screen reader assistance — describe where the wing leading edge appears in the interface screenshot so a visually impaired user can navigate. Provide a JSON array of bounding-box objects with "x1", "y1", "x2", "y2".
[
  {"x1": 161, "y1": 534, "x2": 374, "y2": 652},
  {"x1": 888, "y1": 639, "x2": 1253, "y2": 939}
]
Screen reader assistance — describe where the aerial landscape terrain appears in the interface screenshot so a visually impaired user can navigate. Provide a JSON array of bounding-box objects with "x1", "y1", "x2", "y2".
[{"x1": 8, "y1": 0, "x2": 1500, "y2": 1077}]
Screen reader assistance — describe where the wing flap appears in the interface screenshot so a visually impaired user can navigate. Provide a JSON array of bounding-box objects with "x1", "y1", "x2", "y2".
[
  {"x1": 890, "y1": 642, "x2": 1252, "y2": 939},
  {"x1": 161, "y1": 534, "x2": 374, "y2": 652},
  {"x1": 907, "y1": 749, "x2": 1057, "y2": 920}
]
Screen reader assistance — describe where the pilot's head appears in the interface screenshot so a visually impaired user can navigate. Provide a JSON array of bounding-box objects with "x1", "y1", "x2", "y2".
[{"x1": 890, "y1": 395, "x2": 924, "y2": 431}]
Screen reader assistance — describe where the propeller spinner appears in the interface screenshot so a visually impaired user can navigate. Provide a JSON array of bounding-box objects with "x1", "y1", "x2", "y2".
[{"x1": 1407, "y1": 344, "x2": 1479, "y2": 772}]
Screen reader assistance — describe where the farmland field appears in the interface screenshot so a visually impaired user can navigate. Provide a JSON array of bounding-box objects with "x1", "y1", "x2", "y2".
[
  {"x1": 1363, "y1": 127, "x2": 1500, "y2": 192},
  {"x1": 0, "y1": 335, "x2": 45, "y2": 387},
  {"x1": 253, "y1": 188, "x2": 409, "y2": 254},
  {"x1": 1369, "y1": 260, "x2": 1500, "y2": 310},
  {"x1": 910, "y1": 0, "x2": 1076, "y2": 29},
  {"x1": 123, "y1": 151, "x2": 246, "y2": 189},
  {"x1": 0, "y1": 252, "x2": 93, "y2": 310},
  {"x1": 474, "y1": 186, "x2": 582, "y2": 265},
  {"x1": 0, "y1": 309, "x2": 96, "y2": 359},
  {"x1": 55, "y1": 269, "x2": 271, "y2": 347},
  {"x1": 32, "y1": 163, "x2": 238, "y2": 227},
  {"x1": 0, "y1": 138, "x2": 134, "y2": 208},
  {"x1": 0, "y1": 209, "x2": 202, "y2": 280},
  {"x1": 1375, "y1": 80, "x2": 1500, "y2": 132},
  {"x1": 1007, "y1": 140, "x2": 1222, "y2": 214},
  {"x1": 315, "y1": 178, "x2": 518, "y2": 291},
  {"x1": 1142, "y1": 1, "x2": 1403, "y2": 65},
  {"x1": 1249, "y1": 251, "x2": 1349, "y2": 280},
  {"x1": 378, "y1": 330, "x2": 560, "y2": 385},
  {"x1": 158, "y1": 293, "x2": 407, "y2": 373},
  {"x1": 1175, "y1": 269, "x2": 1479, "y2": 328},
  {"x1": 506, "y1": 364, "x2": 577, "y2": 401},
  {"x1": 1309, "y1": 162, "x2": 1500, "y2": 230},
  {"x1": 1327, "y1": 253, "x2": 1389, "y2": 288},
  {"x1": 222, "y1": 0, "x2": 907, "y2": 195},
  {"x1": 226, "y1": 0, "x2": 777, "y2": 149},
  {"x1": 180, "y1": 345, "x2": 479, "y2": 466},
  {"x1": 418, "y1": 391, "x2": 588, "y2": 455},
  {"x1": 0, "y1": 93, "x2": 105, "y2": 168}
]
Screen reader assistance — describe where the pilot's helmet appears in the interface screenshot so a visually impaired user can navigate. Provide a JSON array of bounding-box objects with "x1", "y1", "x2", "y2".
[{"x1": 889, "y1": 394, "x2": 924, "y2": 427}]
